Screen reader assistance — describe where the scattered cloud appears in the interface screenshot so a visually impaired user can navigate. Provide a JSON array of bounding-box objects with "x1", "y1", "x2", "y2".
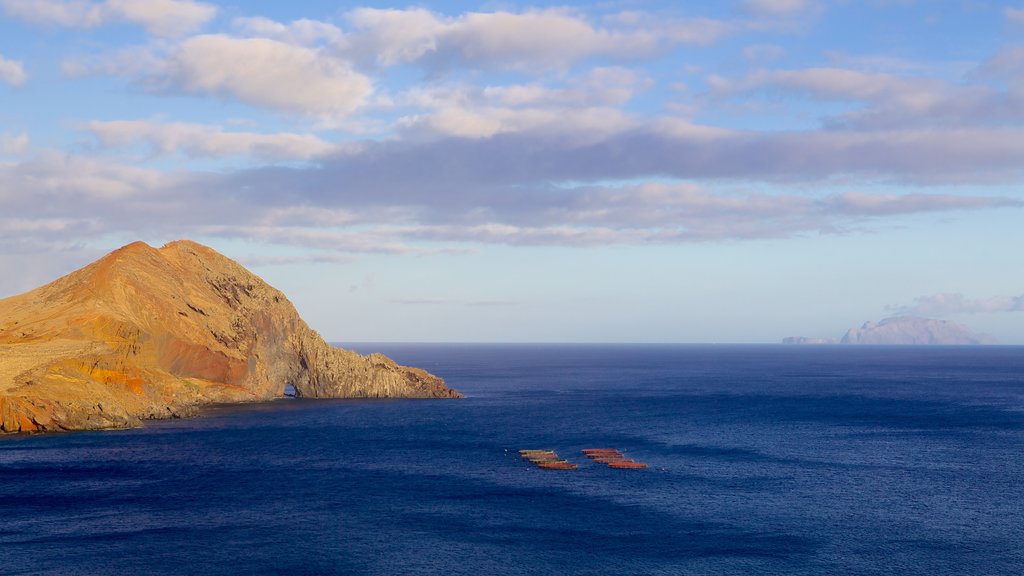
[
  {"x1": 1006, "y1": 7, "x2": 1024, "y2": 25},
  {"x1": 0, "y1": 145, "x2": 1016, "y2": 258},
  {"x1": 146, "y1": 35, "x2": 372, "y2": 119},
  {"x1": 743, "y1": 0, "x2": 819, "y2": 15},
  {"x1": 0, "y1": 150, "x2": 176, "y2": 202},
  {"x1": 84, "y1": 120, "x2": 339, "y2": 160},
  {"x1": 0, "y1": 0, "x2": 217, "y2": 37},
  {"x1": 3, "y1": 2, "x2": 1024, "y2": 298},
  {"x1": 65, "y1": 34, "x2": 373, "y2": 120},
  {"x1": 709, "y1": 65, "x2": 1024, "y2": 129},
  {"x1": 0, "y1": 132, "x2": 28, "y2": 154},
  {"x1": 892, "y1": 293, "x2": 1024, "y2": 316},
  {"x1": 971, "y1": 44, "x2": 1024, "y2": 80},
  {"x1": 256, "y1": 122, "x2": 1024, "y2": 188},
  {"x1": 0, "y1": 53, "x2": 26, "y2": 86},
  {"x1": 821, "y1": 191, "x2": 1018, "y2": 215},
  {"x1": 341, "y1": 7, "x2": 732, "y2": 71},
  {"x1": 391, "y1": 72, "x2": 642, "y2": 140},
  {"x1": 0, "y1": 0, "x2": 103, "y2": 28},
  {"x1": 197, "y1": 225, "x2": 461, "y2": 256},
  {"x1": 481, "y1": 67, "x2": 648, "y2": 108},
  {"x1": 231, "y1": 16, "x2": 342, "y2": 46},
  {"x1": 104, "y1": 0, "x2": 217, "y2": 37}
]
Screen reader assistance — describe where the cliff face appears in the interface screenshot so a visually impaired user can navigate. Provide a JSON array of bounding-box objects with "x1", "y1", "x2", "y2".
[
  {"x1": 840, "y1": 316, "x2": 996, "y2": 345},
  {"x1": 0, "y1": 240, "x2": 460, "y2": 433}
]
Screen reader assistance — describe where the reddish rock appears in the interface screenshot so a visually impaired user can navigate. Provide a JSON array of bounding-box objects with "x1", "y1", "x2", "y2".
[{"x1": 0, "y1": 240, "x2": 461, "y2": 433}]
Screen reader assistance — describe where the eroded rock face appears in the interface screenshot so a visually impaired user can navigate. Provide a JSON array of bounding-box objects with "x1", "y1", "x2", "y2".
[
  {"x1": 840, "y1": 316, "x2": 996, "y2": 345},
  {"x1": 0, "y1": 240, "x2": 460, "y2": 433}
]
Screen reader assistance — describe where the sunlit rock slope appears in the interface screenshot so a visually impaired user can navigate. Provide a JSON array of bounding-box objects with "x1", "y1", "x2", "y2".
[{"x1": 0, "y1": 240, "x2": 460, "y2": 433}]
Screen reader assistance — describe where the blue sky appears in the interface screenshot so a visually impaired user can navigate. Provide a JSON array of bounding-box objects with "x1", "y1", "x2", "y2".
[{"x1": 1, "y1": 0, "x2": 1023, "y2": 343}]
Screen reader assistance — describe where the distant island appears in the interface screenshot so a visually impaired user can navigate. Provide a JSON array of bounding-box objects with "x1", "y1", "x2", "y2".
[
  {"x1": 784, "y1": 315, "x2": 996, "y2": 346},
  {"x1": 782, "y1": 337, "x2": 838, "y2": 345},
  {"x1": 840, "y1": 316, "x2": 996, "y2": 345},
  {"x1": 0, "y1": 241, "x2": 460, "y2": 434}
]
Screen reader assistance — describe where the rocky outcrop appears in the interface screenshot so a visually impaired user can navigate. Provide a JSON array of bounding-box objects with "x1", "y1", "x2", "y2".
[
  {"x1": 782, "y1": 337, "x2": 837, "y2": 345},
  {"x1": 0, "y1": 240, "x2": 460, "y2": 433},
  {"x1": 840, "y1": 316, "x2": 996, "y2": 345}
]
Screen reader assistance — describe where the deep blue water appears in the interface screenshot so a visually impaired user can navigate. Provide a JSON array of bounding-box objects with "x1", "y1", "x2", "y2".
[{"x1": 2, "y1": 344, "x2": 1023, "y2": 575}]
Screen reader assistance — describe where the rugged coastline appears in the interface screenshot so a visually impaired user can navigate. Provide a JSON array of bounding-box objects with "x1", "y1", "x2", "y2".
[{"x1": 0, "y1": 240, "x2": 460, "y2": 434}]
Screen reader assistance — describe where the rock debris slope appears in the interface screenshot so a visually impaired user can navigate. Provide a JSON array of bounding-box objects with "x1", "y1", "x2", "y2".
[{"x1": 0, "y1": 240, "x2": 460, "y2": 433}]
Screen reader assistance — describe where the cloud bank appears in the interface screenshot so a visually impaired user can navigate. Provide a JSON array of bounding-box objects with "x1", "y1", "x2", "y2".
[
  {"x1": 893, "y1": 293, "x2": 1024, "y2": 316},
  {"x1": 2, "y1": 2, "x2": 1023, "y2": 282},
  {"x1": 84, "y1": 120, "x2": 339, "y2": 160},
  {"x1": 341, "y1": 8, "x2": 731, "y2": 71}
]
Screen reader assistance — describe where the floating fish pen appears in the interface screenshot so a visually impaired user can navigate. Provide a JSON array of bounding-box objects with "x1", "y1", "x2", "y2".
[
  {"x1": 517, "y1": 447, "x2": 646, "y2": 470},
  {"x1": 519, "y1": 449, "x2": 576, "y2": 470},
  {"x1": 537, "y1": 461, "x2": 578, "y2": 470},
  {"x1": 607, "y1": 460, "x2": 647, "y2": 469},
  {"x1": 581, "y1": 448, "x2": 648, "y2": 470}
]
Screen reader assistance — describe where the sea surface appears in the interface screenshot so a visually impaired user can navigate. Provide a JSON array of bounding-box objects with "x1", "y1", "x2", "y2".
[{"x1": 2, "y1": 344, "x2": 1023, "y2": 575}]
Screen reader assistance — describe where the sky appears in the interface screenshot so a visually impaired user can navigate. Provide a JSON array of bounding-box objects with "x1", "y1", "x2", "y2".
[{"x1": 1, "y1": 0, "x2": 1023, "y2": 343}]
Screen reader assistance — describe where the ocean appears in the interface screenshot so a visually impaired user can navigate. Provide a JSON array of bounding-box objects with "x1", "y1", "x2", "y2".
[{"x1": 1, "y1": 344, "x2": 1022, "y2": 575}]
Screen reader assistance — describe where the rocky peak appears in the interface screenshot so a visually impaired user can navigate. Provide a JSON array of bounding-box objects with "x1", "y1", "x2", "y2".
[{"x1": 1, "y1": 240, "x2": 461, "y2": 434}]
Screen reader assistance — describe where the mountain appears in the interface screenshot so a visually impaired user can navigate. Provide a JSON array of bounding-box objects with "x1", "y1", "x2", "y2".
[
  {"x1": 840, "y1": 316, "x2": 996, "y2": 345},
  {"x1": 0, "y1": 240, "x2": 460, "y2": 433}
]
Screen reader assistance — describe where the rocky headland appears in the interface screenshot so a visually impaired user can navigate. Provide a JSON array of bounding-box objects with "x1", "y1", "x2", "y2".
[
  {"x1": 840, "y1": 316, "x2": 996, "y2": 345},
  {"x1": 0, "y1": 240, "x2": 460, "y2": 433}
]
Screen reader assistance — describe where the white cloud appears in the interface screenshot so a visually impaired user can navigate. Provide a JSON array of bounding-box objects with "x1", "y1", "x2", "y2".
[
  {"x1": 0, "y1": 0, "x2": 216, "y2": 37},
  {"x1": 709, "y1": 65, "x2": 1024, "y2": 129},
  {"x1": 0, "y1": 132, "x2": 29, "y2": 154},
  {"x1": 103, "y1": 0, "x2": 216, "y2": 37},
  {"x1": 893, "y1": 293, "x2": 1024, "y2": 316},
  {"x1": 743, "y1": 0, "x2": 818, "y2": 14},
  {"x1": 342, "y1": 8, "x2": 445, "y2": 67},
  {"x1": 151, "y1": 35, "x2": 372, "y2": 119},
  {"x1": 712, "y1": 67, "x2": 943, "y2": 103},
  {"x1": 390, "y1": 68, "x2": 647, "y2": 140},
  {"x1": 0, "y1": 54, "x2": 26, "y2": 86},
  {"x1": 972, "y1": 44, "x2": 1024, "y2": 80},
  {"x1": 397, "y1": 104, "x2": 635, "y2": 140},
  {"x1": 0, "y1": 0, "x2": 103, "y2": 27},
  {"x1": 2, "y1": 140, "x2": 1016, "y2": 260},
  {"x1": 342, "y1": 7, "x2": 730, "y2": 71},
  {"x1": 0, "y1": 150, "x2": 172, "y2": 201},
  {"x1": 485, "y1": 67, "x2": 647, "y2": 107},
  {"x1": 821, "y1": 191, "x2": 1020, "y2": 215},
  {"x1": 232, "y1": 16, "x2": 342, "y2": 46},
  {"x1": 1006, "y1": 7, "x2": 1024, "y2": 24},
  {"x1": 199, "y1": 225, "x2": 444, "y2": 256},
  {"x1": 84, "y1": 120, "x2": 339, "y2": 160},
  {"x1": 295, "y1": 118, "x2": 1024, "y2": 187}
]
